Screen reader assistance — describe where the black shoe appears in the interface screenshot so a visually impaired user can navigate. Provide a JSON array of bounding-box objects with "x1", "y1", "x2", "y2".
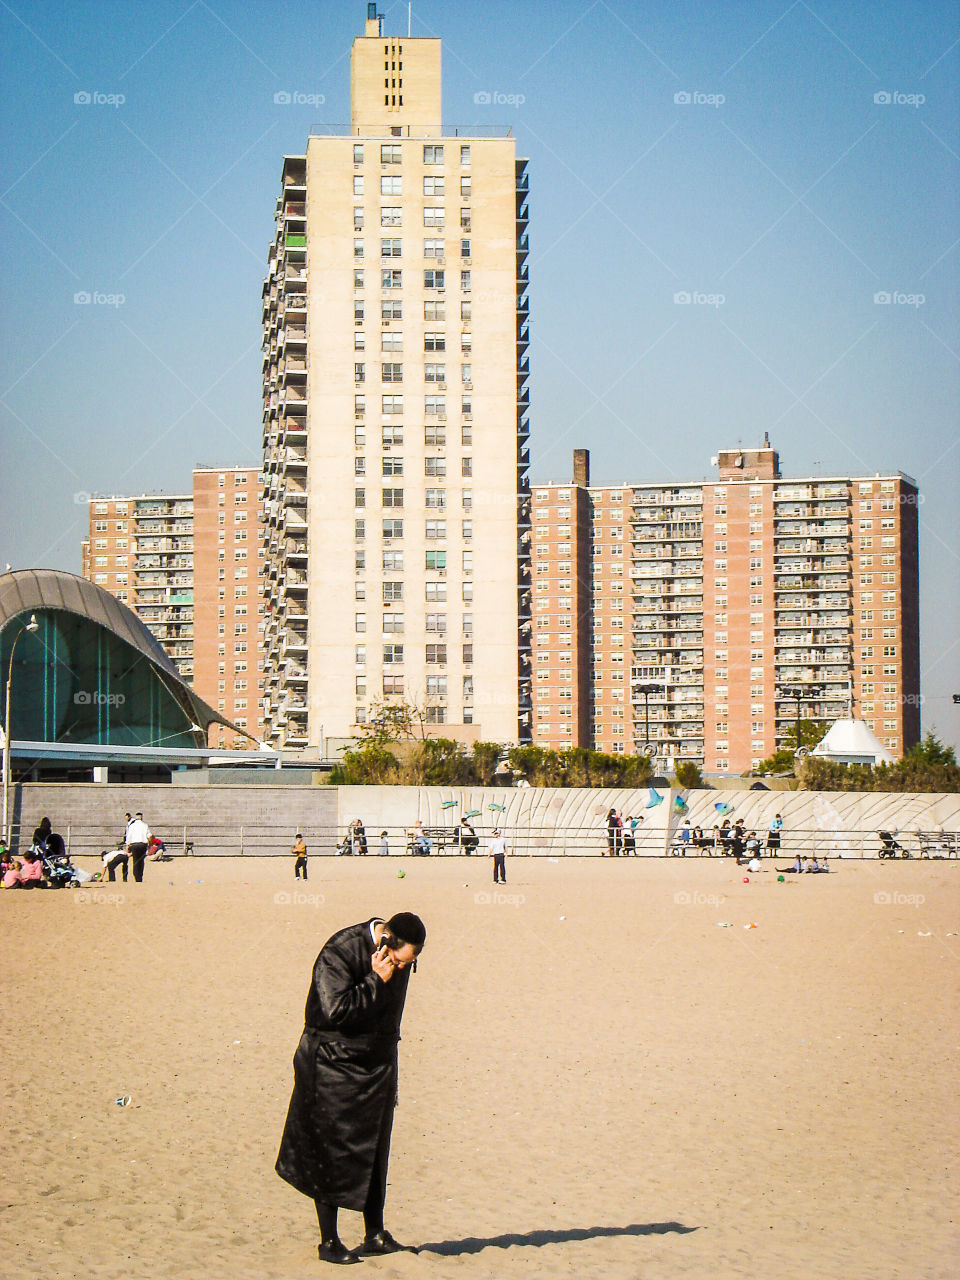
[
  {"x1": 358, "y1": 1230, "x2": 416, "y2": 1256},
  {"x1": 317, "y1": 1240, "x2": 360, "y2": 1265}
]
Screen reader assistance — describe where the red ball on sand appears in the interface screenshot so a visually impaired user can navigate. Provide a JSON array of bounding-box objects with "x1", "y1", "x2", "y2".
[{"x1": 743, "y1": 876, "x2": 749, "y2": 883}]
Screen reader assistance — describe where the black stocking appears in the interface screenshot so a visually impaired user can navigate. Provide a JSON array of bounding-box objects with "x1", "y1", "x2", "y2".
[
  {"x1": 315, "y1": 1199, "x2": 339, "y2": 1244},
  {"x1": 362, "y1": 1147, "x2": 385, "y2": 1237}
]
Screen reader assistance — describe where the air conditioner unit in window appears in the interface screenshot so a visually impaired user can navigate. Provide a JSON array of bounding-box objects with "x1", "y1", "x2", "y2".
[
  {"x1": 462, "y1": 412, "x2": 472, "y2": 421},
  {"x1": 437, "y1": 381, "x2": 446, "y2": 390},
  {"x1": 462, "y1": 257, "x2": 472, "y2": 265},
  {"x1": 463, "y1": 382, "x2": 473, "y2": 390},
  {"x1": 437, "y1": 413, "x2": 446, "y2": 421}
]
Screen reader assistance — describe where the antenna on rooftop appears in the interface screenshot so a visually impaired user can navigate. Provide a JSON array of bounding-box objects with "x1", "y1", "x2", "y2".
[{"x1": 408, "y1": 3, "x2": 412, "y2": 36}]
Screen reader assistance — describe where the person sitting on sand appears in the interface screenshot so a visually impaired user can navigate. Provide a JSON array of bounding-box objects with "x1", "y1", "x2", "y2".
[
  {"x1": 776, "y1": 856, "x2": 805, "y2": 873},
  {"x1": 3, "y1": 848, "x2": 44, "y2": 889},
  {"x1": 147, "y1": 835, "x2": 168, "y2": 861}
]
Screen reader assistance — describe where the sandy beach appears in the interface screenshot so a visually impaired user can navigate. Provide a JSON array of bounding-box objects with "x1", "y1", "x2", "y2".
[{"x1": 2, "y1": 854, "x2": 958, "y2": 1280}]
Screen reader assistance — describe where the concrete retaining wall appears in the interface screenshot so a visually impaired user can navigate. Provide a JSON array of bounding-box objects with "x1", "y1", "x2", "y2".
[
  {"x1": 9, "y1": 781, "x2": 959, "y2": 859},
  {"x1": 11, "y1": 782, "x2": 337, "y2": 857}
]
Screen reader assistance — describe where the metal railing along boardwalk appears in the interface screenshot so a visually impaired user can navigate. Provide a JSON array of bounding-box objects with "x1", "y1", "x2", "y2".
[{"x1": 8, "y1": 820, "x2": 958, "y2": 861}]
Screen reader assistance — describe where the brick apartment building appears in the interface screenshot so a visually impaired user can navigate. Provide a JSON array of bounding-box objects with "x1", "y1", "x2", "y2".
[
  {"x1": 530, "y1": 440, "x2": 920, "y2": 773},
  {"x1": 81, "y1": 466, "x2": 266, "y2": 747}
]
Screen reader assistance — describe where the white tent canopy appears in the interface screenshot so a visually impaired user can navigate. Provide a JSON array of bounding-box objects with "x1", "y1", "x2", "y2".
[{"x1": 810, "y1": 718, "x2": 896, "y2": 766}]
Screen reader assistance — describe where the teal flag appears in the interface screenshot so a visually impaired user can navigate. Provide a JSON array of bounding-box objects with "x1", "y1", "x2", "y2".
[{"x1": 645, "y1": 788, "x2": 663, "y2": 809}]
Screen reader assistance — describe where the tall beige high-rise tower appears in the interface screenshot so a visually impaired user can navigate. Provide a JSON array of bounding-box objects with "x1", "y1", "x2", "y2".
[{"x1": 261, "y1": 7, "x2": 531, "y2": 750}]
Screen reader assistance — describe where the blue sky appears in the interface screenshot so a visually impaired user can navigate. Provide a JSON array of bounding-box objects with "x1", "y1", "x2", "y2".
[{"x1": 1, "y1": 0, "x2": 958, "y2": 746}]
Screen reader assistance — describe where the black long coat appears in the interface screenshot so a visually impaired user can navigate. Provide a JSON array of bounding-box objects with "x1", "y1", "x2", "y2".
[{"x1": 275, "y1": 920, "x2": 412, "y2": 1210}]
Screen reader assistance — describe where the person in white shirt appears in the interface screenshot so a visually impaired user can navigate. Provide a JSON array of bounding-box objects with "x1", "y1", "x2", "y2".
[
  {"x1": 489, "y1": 829, "x2": 508, "y2": 884},
  {"x1": 101, "y1": 846, "x2": 128, "y2": 882},
  {"x1": 125, "y1": 812, "x2": 152, "y2": 883}
]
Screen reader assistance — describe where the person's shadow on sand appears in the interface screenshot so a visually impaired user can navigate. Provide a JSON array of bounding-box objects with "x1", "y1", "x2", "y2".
[{"x1": 418, "y1": 1221, "x2": 698, "y2": 1256}]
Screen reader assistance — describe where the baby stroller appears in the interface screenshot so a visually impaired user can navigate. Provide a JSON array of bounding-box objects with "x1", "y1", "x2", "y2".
[
  {"x1": 39, "y1": 847, "x2": 88, "y2": 888},
  {"x1": 878, "y1": 830, "x2": 909, "y2": 859}
]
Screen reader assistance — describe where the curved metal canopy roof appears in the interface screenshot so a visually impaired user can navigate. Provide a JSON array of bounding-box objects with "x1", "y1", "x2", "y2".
[{"x1": 0, "y1": 569, "x2": 237, "y2": 738}]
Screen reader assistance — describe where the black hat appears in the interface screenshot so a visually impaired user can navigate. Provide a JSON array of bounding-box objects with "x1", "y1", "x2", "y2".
[{"x1": 386, "y1": 911, "x2": 426, "y2": 949}]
